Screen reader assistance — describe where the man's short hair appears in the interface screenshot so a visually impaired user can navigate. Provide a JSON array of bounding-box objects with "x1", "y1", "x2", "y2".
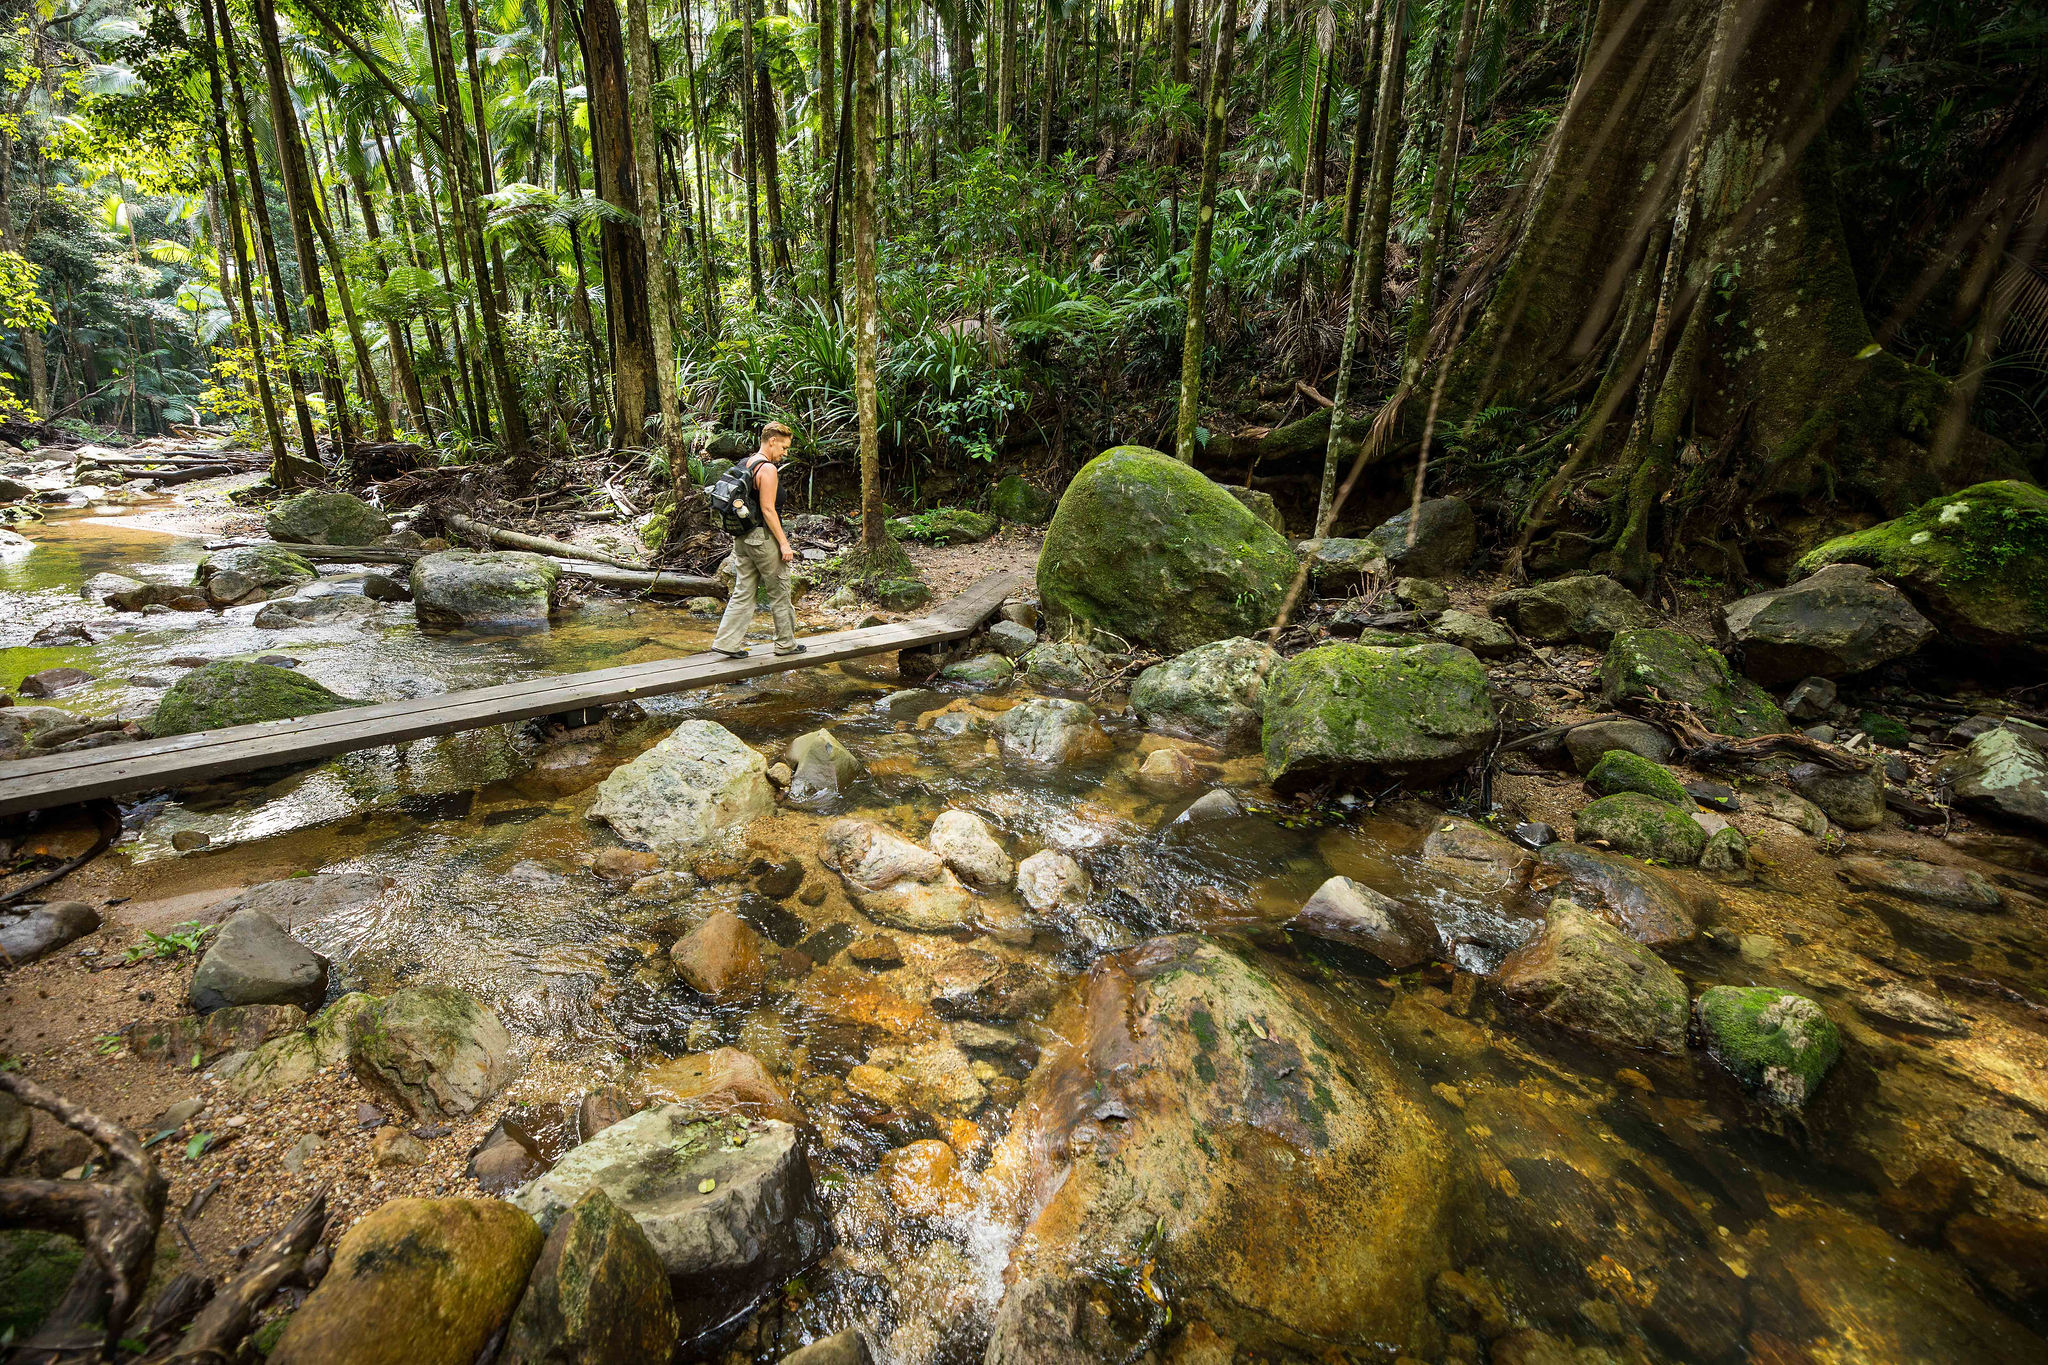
[{"x1": 761, "y1": 421, "x2": 793, "y2": 441}]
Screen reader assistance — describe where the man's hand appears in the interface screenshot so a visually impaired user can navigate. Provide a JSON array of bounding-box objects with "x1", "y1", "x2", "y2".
[{"x1": 779, "y1": 543, "x2": 795, "y2": 564}]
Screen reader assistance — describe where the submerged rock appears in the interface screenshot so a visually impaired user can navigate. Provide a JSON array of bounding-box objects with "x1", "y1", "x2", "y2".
[
  {"x1": 1363, "y1": 497, "x2": 1478, "y2": 578},
  {"x1": 1793, "y1": 479, "x2": 2048, "y2": 658},
  {"x1": 1497, "y1": 900, "x2": 1689, "y2": 1051},
  {"x1": 641, "y1": 1048, "x2": 801, "y2": 1125},
  {"x1": 821, "y1": 818, "x2": 974, "y2": 931},
  {"x1": 501, "y1": 1187, "x2": 679, "y2": 1365},
  {"x1": 1693, "y1": 985, "x2": 1841, "y2": 1110},
  {"x1": 1128, "y1": 636, "x2": 1279, "y2": 751},
  {"x1": 1939, "y1": 725, "x2": 2048, "y2": 832},
  {"x1": 511, "y1": 1107, "x2": 829, "y2": 1345},
  {"x1": 1839, "y1": 855, "x2": 2002, "y2": 911},
  {"x1": 671, "y1": 910, "x2": 768, "y2": 1000},
  {"x1": 411, "y1": 549, "x2": 560, "y2": 634},
  {"x1": 1720, "y1": 563, "x2": 1933, "y2": 682},
  {"x1": 188, "y1": 909, "x2": 328, "y2": 1013},
  {"x1": 145, "y1": 660, "x2": 358, "y2": 738},
  {"x1": 348, "y1": 985, "x2": 515, "y2": 1120},
  {"x1": 587, "y1": 721, "x2": 773, "y2": 861},
  {"x1": 270, "y1": 1197, "x2": 542, "y2": 1365},
  {"x1": 1600, "y1": 628, "x2": 1788, "y2": 737},
  {"x1": 265, "y1": 490, "x2": 391, "y2": 546},
  {"x1": 928, "y1": 809, "x2": 1013, "y2": 891},
  {"x1": 1014, "y1": 849, "x2": 1091, "y2": 916},
  {"x1": 783, "y1": 728, "x2": 863, "y2": 803},
  {"x1": 1535, "y1": 843, "x2": 1714, "y2": 946},
  {"x1": 1488, "y1": 573, "x2": 1652, "y2": 647},
  {"x1": 1287, "y1": 875, "x2": 1434, "y2": 968},
  {"x1": 982, "y1": 935, "x2": 1458, "y2": 1361},
  {"x1": 252, "y1": 593, "x2": 377, "y2": 629},
  {"x1": 995, "y1": 696, "x2": 1111, "y2": 765},
  {"x1": 1262, "y1": 641, "x2": 1497, "y2": 790},
  {"x1": 1573, "y1": 792, "x2": 1708, "y2": 864},
  {"x1": 1038, "y1": 445, "x2": 1298, "y2": 653}
]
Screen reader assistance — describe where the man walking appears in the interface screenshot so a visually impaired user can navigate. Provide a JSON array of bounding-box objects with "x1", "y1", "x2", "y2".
[{"x1": 711, "y1": 421, "x2": 806, "y2": 659}]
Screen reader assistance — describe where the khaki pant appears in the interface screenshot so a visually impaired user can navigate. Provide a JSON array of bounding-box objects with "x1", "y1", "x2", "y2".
[{"x1": 712, "y1": 528, "x2": 796, "y2": 652}]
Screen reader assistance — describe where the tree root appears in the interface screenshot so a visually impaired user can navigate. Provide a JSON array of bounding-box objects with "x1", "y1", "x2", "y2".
[
  {"x1": 141, "y1": 1186, "x2": 329, "y2": 1365},
  {"x1": 0, "y1": 1074, "x2": 168, "y2": 1359}
]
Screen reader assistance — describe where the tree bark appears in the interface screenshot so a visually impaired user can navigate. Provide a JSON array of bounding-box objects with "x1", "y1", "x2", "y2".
[
  {"x1": 681, "y1": 6, "x2": 722, "y2": 338},
  {"x1": 627, "y1": 0, "x2": 686, "y2": 475},
  {"x1": 852, "y1": 0, "x2": 885, "y2": 549},
  {"x1": 584, "y1": 0, "x2": 659, "y2": 447},
  {"x1": 757, "y1": 62, "x2": 793, "y2": 275},
  {"x1": 740, "y1": 0, "x2": 766, "y2": 303},
  {"x1": 1401, "y1": 0, "x2": 1479, "y2": 379},
  {"x1": 1172, "y1": 0, "x2": 1240, "y2": 464},
  {"x1": 1339, "y1": 1, "x2": 1383, "y2": 255},
  {"x1": 1357, "y1": 0, "x2": 1410, "y2": 311}
]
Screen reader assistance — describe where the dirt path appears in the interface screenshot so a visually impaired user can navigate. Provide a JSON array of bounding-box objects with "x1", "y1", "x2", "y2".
[{"x1": 902, "y1": 526, "x2": 1042, "y2": 601}]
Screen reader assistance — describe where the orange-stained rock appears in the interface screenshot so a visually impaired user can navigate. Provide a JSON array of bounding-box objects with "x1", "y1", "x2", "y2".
[
  {"x1": 671, "y1": 909, "x2": 766, "y2": 1000},
  {"x1": 641, "y1": 1047, "x2": 802, "y2": 1124},
  {"x1": 880, "y1": 1138, "x2": 973, "y2": 1217}
]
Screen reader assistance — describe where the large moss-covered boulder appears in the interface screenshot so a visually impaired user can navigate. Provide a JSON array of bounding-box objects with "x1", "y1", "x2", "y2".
[
  {"x1": 1600, "y1": 628, "x2": 1787, "y2": 737},
  {"x1": 991, "y1": 474, "x2": 1055, "y2": 524},
  {"x1": 348, "y1": 985, "x2": 515, "y2": 1119},
  {"x1": 1585, "y1": 750, "x2": 1691, "y2": 808},
  {"x1": 193, "y1": 543, "x2": 318, "y2": 593},
  {"x1": 1262, "y1": 642, "x2": 1497, "y2": 790},
  {"x1": 1129, "y1": 636, "x2": 1280, "y2": 750},
  {"x1": 411, "y1": 550, "x2": 560, "y2": 634},
  {"x1": 1038, "y1": 445, "x2": 1298, "y2": 653},
  {"x1": 1793, "y1": 480, "x2": 2048, "y2": 658},
  {"x1": 501, "y1": 1187, "x2": 679, "y2": 1365},
  {"x1": 270, "y1": 1198, "x2": 542, "y2": 1365},
  {"x1": 982, "y1": 935, "x2": 1458, "y2": 1361},
  {"x1": 1693, "y1": 985, "x2": 1841, "y2": 1111},
  {"x1": 265, "y1": 490, "x2": 391, "y2": 546},
  {"x1": 146, "y1": 661, "x2": 358, "y2": 738}
]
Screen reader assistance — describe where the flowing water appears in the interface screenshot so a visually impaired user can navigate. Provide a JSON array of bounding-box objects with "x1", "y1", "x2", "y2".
[{"x1": 5, "y1": 498, "x2": 2045, "y2": 1363}]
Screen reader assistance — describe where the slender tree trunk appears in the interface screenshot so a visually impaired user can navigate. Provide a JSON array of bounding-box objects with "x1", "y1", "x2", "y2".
[
  {"x1": 825, "y1": 6, "x2": 856, "y2": 303},
  {"x1": 819, "y1": 0, "x2": 837, "y2": 169},
  {"x1": 583, "y1": 0, "x2": 658, "y2": 445},
  {"x1": 351, "y1": 165, "x2": 432, "y2": 437},
  {"x1": 627, "y1": 0, "x2": 685, "y2": 474},
  {"x1": 681, "y1": 6, "x2": 722, "y2": 338},
  {"x1": 1402, "y1": 0, "x2": 1479, "y2": 379},
  {"x1": 1171, "y1": 0, "x2": 1190, "y2": 86},
  {"x1": 1037, "y1": 1, "x2": 1059, "y2": 163},
  {"x1": 883, "y1": 0, "x2": 895, "y2": 181},
  {"x1": 220, "y1": 5, "x2": 320, "y2": 477},
  {"x1": 997, "y1": 0, "x2": 1017, "y2": 142},
  {"x1": 549, "y1": 0, "x2": 611, "y2": 420},
  {"x1": 1172, "y1": 0, "x2": 1240, "y2": 464},
  {"x1": 740, "y1": 0, "x2": 766, "y2": 303},
  {"x1": 757, "y1": 64, "x2": 793, "y2": 275},
  {"x1": 305, "y1": 173, "x2": 394, "y2": 440},
  {"x1": 1339, "y1": 0, "x2": 1383, "y2": 254},
  {"x1": 1358, "y1": 0, "x2": 1410, "y2": 310},
  {"x1": 197, "y1": 0, "x2": 287, "y2": 475},
  {"x1": 851, "y1": 0, "x2": 885, "y2": 550}
]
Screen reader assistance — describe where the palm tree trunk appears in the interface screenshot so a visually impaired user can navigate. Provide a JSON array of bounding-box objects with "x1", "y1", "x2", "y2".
[
  {"x1": 1172, "y1": 0, "x2": 1240, "y2": 464},
  {"x1": 1402, "y1": 0, "x2": 1479, "y2": 379},
  {"x1": 851, "y1": 0, "x2": 885, "y2": 550},
  {"x1": 627, "y1": 0, "x2": 686, "y2": 477},
  {"x1": 1358, "y1": 0, "x2": 1410, "y2": 311}
]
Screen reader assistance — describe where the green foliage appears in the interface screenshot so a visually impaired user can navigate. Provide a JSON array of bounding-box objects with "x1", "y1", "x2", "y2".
[{"x1": 124, "y1": 920, "x2": 215, "y2": 964}]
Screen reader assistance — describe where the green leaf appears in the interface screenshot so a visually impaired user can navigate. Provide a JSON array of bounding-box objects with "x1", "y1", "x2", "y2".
[{"x1": 184, "y1": 1132, "x2": 211, "y2": 1161}]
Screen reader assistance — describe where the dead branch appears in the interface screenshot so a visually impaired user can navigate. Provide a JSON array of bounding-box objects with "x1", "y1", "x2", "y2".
[
  {"x1": 444, "y1": 511, "x2": 652, "y2": 571},
  {"x1": 0, "y1": 1073, "x2": 167, "y2": 1357},
  {"x1": 144, "y1": 1187, "x2": 329, "y2": 1365}
]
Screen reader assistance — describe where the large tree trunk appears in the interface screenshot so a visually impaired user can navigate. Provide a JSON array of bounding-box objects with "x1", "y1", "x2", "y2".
[
  {"x1": 1355, "y1": 0, "x2": 1409, "y2": 312},
  {"x1": 1436, "y1": 0, "x2": 2021, "y2": 587},
  {"x1": 1172, "y1": 0, "x2": 1240, "y2": 464},
  {"x1": 627, "y1": 0, "x2": 685, "y2": 475},
  {"x1": 852, "y1": 0, "x2": 884, "y2": 551},
  {"x1": 585, "y1": 0, "x2": 659, "y2": 446}
]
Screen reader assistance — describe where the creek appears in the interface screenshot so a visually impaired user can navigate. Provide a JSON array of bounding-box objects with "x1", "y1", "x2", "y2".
[{"x1": 4, "y1": 495, "x2": 2044, "y2": 1363}]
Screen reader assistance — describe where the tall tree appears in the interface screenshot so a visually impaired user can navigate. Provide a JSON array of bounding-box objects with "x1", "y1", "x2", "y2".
[
  {"x1": 627, "y1": 0, "x2": 685, "y2": 474},
  {"x1": 584, "y1": 0, "x2": 660, "y2": 445},
  {"x1": 1172, "y1": 0, "x2": 1240, "y2": 464},
  {"x1": 1338, "y1": 0, "x2": 1384, "y2": 254},
  {"x1": 851, "y1": 0, "x2": 885, "y2": 551},
  {"x1": 1402, "y1": 0, "x2": 1480, "y2": 377},
  {"x1": 1356, "y1": 0, "x2": 1410, "y2": 310},
  {"x1": 739, "y1": 0, "x2": 766, "y2": 302}
]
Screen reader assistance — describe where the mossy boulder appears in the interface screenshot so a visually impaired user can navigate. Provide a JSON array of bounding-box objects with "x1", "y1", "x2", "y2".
[
  {"x1": 1793, "y1": 479, "x2": 2048, "y2": 658},
  {"x1": 991, "y1": 474, "x2": 1055, "y2": 525},
  {"x1": 193, "y1": 543, "x2": 318, "y2": 593},
  {"x1": 871, "y1": 578, "x2": 931, "y2": 611},
  {"x1": 1039, "y1": 445, "x2": 1298, "y2": 653},
  {"x1": 1574, "y1": 792, "x2": 1708, "y2": 864},
  {"x1": 146, "y1": 661, "x2": 359, "y2": 738},
  {"x1": 264, "y1": 490, "x2": 390, "y2": 546},
  {"x1": 223, "y1": 992, "x2": 379, "y2": 1098},
  {"x1": 1020, "y1": 640, "x2": 1110, "y2": 691},
  {"x1": 411, "y1": 550, "x2": 560, "y2": 634},
  {"x1": 270, "y1": 1198, "x2": 542, "y2": 1365},
  {"x1": 500, "y1": 1187, "x2": 679, "y2": 1365},
  {"x1": 1585, "y1": 750, "x2": 1691, "y2": 808},
  {"x1": 1600, "y1": 628, "x2": 1788, "y2": 737},
  {"x1": 1129, "y1": 636, "x2": 1280, "y2": 751},
  {"x1": 887, "y1": 508, "x2": 998, "y2": 544},
  {"x1": 940, "y1": 652, "x2": 1015, "y2": 687},
  {"x1": 1693, "y1": 985, "x2": 1841, "y2": 1110},
  {"x1": 347, "y1": 985, "x2": 515, "y2": 1119},
  {"x1": 1263, "y1": 642, "x2": 1497, "y2": 790}
]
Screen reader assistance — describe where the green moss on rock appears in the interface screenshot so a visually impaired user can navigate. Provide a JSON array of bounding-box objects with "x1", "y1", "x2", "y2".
[
  {"x1": 1586, "y1": 750, "x2": 1691, "y2": 807},
  {"x1": 193, "y1": 543, "x2": 319, "y2": 592},
  {"x1": 1600, "y1": 628, "x2": 1787, "y2": 738},
  {"x1": 1574, "y1": 792, "x2": 1707, "y2": 864},
  {"x1": 888, "y1": 507, "x2": 998, "y2": 544},
  {"x1": 1263, "y1": 641, "x2": 1497, "y2": 789},
  {"x1": 0, "y1": 1230, "x2": 85, "y2": 1342},
  {"x1": 264, "y1": 491, "x2": 390, "y2": 546},
  {"x1": 1694, "y1": 985, "x2": 1841, "y2": 1109},
  {"x1": 147, "y1": 661, "x2": 359, "y2": 738},
  {"x1": 1794, "y1": 480, "x2": 2048, "y2": 656},
  {"x1": 1039, "y1": 445, "x2": 1299, "y2": 653},
  {"x1": 992, "y1": 474, "x2": 1055, "y2": 524}
]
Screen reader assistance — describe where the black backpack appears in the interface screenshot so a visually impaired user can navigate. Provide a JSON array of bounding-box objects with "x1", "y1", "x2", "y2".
[{"x1": 707, "y1": 456, "x2": 764, "y2": 535}]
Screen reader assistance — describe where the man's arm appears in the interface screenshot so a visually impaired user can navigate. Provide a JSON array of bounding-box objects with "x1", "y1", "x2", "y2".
[{"x1": 757, "y1": 464, "x2": 794, "y2": 562}]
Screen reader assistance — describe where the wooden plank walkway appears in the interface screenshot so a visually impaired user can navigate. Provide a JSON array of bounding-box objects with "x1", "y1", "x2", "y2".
[{"x1": 0, "y1": 570, "x2": 1028, "y2": 818}]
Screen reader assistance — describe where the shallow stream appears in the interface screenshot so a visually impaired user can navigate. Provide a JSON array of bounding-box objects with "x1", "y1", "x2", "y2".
[{"x1": 5, "y1": 498, "x2": 2045, "y2": 1363}]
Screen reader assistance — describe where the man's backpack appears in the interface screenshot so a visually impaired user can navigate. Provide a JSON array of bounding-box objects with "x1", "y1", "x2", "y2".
[{"x1": 707, "y1": 456, "x2": 764, "y2": 535}]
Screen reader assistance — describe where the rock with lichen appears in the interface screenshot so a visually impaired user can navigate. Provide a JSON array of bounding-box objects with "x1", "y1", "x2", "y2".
[
  {"x1": 1262, "y1": 642, "x2": 1497, "y2": 790},
  {"x1": 1693, "y1": 985, "x2": 1841, "y2": 1110}
]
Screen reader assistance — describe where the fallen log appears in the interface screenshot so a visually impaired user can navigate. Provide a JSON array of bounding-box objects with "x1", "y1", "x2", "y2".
[
  {"x1": 121, "y1": 465, "x2": 243, "y2": 487},
  {"x1": 259, "y1": 542, "x2": 424, "y2": 564},
  {"x1": 445, "y1": 511, "x2": 652, "y2": 571},
  {"x1": 262, "y1": 541, "x2": 725, "y2": 596}
]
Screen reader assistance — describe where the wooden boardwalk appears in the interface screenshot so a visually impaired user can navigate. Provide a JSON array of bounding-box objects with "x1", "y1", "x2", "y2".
[{"x1": 0, "y1": 570, "x2": 1027, "y2": 818}]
